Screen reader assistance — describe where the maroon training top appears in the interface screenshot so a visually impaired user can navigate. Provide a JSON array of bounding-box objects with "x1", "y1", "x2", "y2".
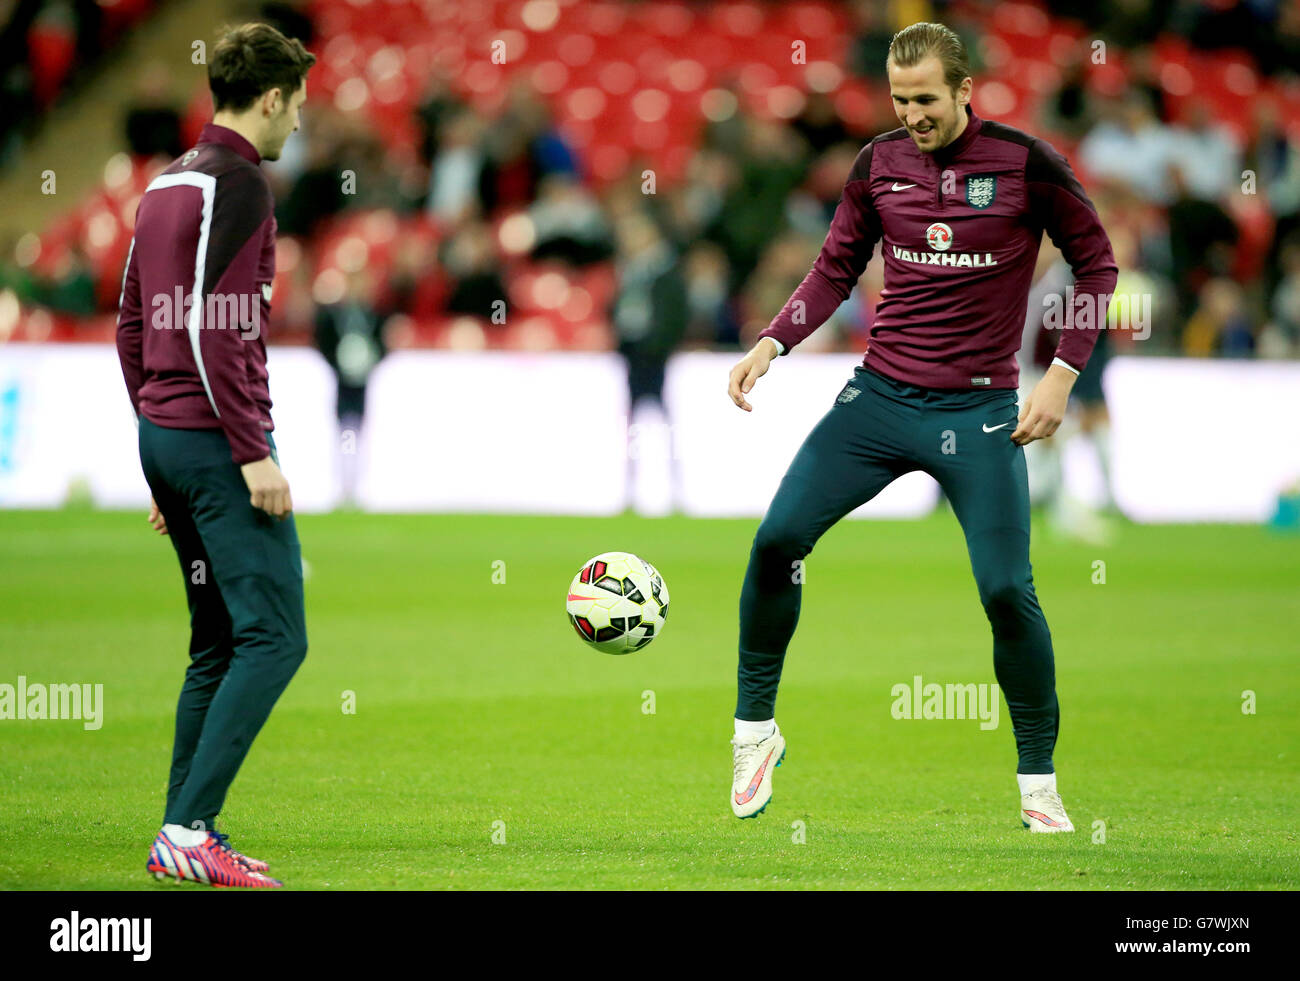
[
  {"x1": 760, "y1": 106, "x2": 1118, "y2": 389},
  {"x1": 116, "y1": 123, "x2": 278, "y2": 464}
]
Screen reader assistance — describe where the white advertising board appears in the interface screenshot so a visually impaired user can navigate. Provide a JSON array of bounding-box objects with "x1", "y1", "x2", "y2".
[{"x1": 0, "y1": 345, "x2": 1295, "y2": 522}]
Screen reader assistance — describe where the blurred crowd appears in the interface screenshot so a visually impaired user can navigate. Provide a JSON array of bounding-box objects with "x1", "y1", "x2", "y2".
[
  {"x1": 224, "y1": 22, "x2": 1300, "y2": 362},
  {"x1": 1057, "y1": 59, "x2": 1300, "y2": 358},
  {"x1": 3, "y1": 0, "x2": 1300, "y2": 362},
  {"x1": 269, "y1": 75, "x2": 896, "y2": 354},
  {"x1": 0, "y1": 0, "x2": 158, "y2": 167}
]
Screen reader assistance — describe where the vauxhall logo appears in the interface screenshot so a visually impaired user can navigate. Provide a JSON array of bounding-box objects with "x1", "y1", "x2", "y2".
[
  {"x1": 888, "y1": 223, "x2": 998, "y2": 268},
  {"x1": 926, "y1": 221, "x2": 953, "y2": 251}
]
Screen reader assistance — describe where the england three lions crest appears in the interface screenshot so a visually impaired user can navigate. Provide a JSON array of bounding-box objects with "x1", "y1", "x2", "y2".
[{"x1": 966, "y1": 174, "x2": 997, "y2": 209}]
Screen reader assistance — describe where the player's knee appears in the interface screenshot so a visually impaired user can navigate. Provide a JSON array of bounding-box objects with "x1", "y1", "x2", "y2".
[
  {"x1": 752, "y1": 518, "x2": 809, "y2": 565},
  {"x1": 263, "y1": 637, "x2": 307, "y2": 687},
  {"x1": 979, "y1": 578, "x2": 1026, "y2": 618}
]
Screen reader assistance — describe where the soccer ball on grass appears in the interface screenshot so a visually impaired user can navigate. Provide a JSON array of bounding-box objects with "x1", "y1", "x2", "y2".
[{"x1": 566, "y1": 551, "x2": 669, "y2": 654}]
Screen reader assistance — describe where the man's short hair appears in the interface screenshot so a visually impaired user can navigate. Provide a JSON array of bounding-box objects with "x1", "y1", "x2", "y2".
[
  {"x1": 208, "y1": 22, "x2": 316, "y2": 113},
  {"x1": 886, "y1": 22, "x2": 970, "y2": 94}
]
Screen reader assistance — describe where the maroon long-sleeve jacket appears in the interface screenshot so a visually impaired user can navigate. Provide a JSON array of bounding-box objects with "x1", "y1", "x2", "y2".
[
  {"x1": 760, "y1": 106, "x2": 1118, "y2": 389},
  {"x1": 116, "y1": 123, "x2": 278, "y2": 465}
]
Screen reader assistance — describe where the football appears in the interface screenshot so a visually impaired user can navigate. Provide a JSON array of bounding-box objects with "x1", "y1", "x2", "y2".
[{"x1": 566, "y1": 552, "x2": 669, "y2": 654}]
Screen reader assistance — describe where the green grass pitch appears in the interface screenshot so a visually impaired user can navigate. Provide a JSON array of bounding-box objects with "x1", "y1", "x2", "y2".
[{"x1": 1, "y1": 507, "x2": 1296, "y2": 890}]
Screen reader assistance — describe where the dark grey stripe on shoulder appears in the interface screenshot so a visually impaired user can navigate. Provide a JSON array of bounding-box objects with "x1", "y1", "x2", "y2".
[
  {"x1": 976, "y1": 119, "x2": 1036, "y2": 149},
  {"x1": 846, "y1": 143, "x2": 874, "y2": 184},
  {"x1": 979, "y1": 121, "x2": 1091, "y2": 204},
  {"x1": 202, "y1": 161, "x2": 273, "y2": 295},
  {"x1": 1023, "y1": 137, "x2": 1092, "y2": 205},
  {"x1": 847, "y1": 128, "x2": 908, "y2": 184},
  {"x1": 874, "y1": 126, "x2": 912, "y2": 144}
]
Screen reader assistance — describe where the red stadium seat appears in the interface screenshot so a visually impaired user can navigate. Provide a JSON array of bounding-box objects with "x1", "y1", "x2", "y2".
[{"x1": 26, "y1": 20, "x2": 76, "y2": 109}]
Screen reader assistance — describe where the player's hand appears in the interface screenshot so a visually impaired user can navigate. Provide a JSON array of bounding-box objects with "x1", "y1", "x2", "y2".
[
  {"x1": 147, "y1": 497, "x2": 168, "y2": 536},
  {"x1": 1012, "y1": 365, "x2": 1075, "y2": 445},
  {"x1": 240, "y1": 456, "x2": 293, "y2": 518},
  {"x1": 728, "y1": 337, "x2": 779, "y2": 412}
]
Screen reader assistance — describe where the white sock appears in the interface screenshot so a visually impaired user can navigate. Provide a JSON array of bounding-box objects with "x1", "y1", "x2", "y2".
[
  {"x1": 162, "y1": 823, "x2": 209, "y2": 847},
  {"x1": 734, "y1": 718, "x2": 776, "y2": 742},
  {"x1": 1017, "y1": 772, "x2": 1057, "y2": 795}
]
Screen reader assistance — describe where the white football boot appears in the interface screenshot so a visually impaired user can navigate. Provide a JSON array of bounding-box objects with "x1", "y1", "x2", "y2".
[
  {"x1": 730, "y1": 724, "x2": 786, "y2": 818},
  {"x1": 1020, "y1": 785, "x2": 1076, "y2": 832}
]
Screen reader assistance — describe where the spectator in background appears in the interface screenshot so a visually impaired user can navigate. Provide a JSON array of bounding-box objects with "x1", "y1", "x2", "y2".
[
  {"x1": 847, "y1": 0, "x2": 897, "y2": 78},
  {"x1": 124, "y1": 62, "x2": 183, "y2": 160},
  {"x1": 529, "y1": 174, "x2": 614, "y2": 266},
  {"x1": 714, "y1": 116, "x2": 809, "y2": 291},
  {"x1": 611, "y1": 211, "x2": 686, "y2": 514},
  {"x1": 1183, "y1": 277, "x2": 1254, "y2": 357},
  {"x1": 786, "y1": 143, "x2": 860, "y2": 235},
  {"x1": 383, "y1": 227, "x2": 445, "y2": 322},
  {"x1": 682, "y1": 242, "x2": 737, "y2": 349},
  {"x1": 1247, "y1": 100, "x2": 1300, "y2": 296},
  {"x1": 480, "y1": 81, "x2": 579, "y2": 213},
  {"x1": 662, "y1": 147, "x2": 736, "y2": 246},
  {"x1": 415, "y1": 71, "x2": 466, "y2": 167},
  {"x1": 426, "y1": 109, "x2": 489, "y2": 227},
  {"x1": 738, "y1": 230, "x2": 854, "y2": 351},
  {"x1": 442, "y1": 221, "x2": 508, "y2": 322},
  {"x1": 335, "y1": 122, "x2": 414, "y2": 213},
  {"x1": 1166, "y1": 162, "x2": 1239, "y2": 321},
  {"x1": 792, "y1": 92, "x2": 851, "y2": 155},
  {"x1": 277, "y1": 110, "x2": 348, "y2": 236},
  {"x1": 1042, "y1": 51, "x2": 1093, "y2": 141},
  {"x1": 1079, "y1": 89, "x2": 1180, "y2": 204},
  {"x1": 1127, "y1": 46, "x2": 1170, "y2": 123},
  {"x1": 314, "y1": 266, "x2": 388, "y2": 506},
  {"x1": 481, "y1": 108, "x2": 542, "y2": 214},
  {"x1": 701, "y1": 79, "x2": 749, "y2": 157},
  {"x1": 612, "y1": 212, "x2": 686, "y2": 401},
  {"x1": 1170, "y1": 100, "x2": 1241, "y2": 203}
]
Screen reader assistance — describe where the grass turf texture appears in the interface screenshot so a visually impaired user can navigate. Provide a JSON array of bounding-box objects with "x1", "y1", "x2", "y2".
[{"x1": 1, "y1": 508, "x2": 1296, "y2": 890}]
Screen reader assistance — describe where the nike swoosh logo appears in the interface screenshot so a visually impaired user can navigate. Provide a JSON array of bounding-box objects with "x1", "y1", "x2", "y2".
[
  {"x1": 734, "y1": 747, "x2": 776, "y2": 805},
  {"x1": 891, "y1": 182, "x2": 916, "y2": 191},
  {"x1": 982, "y1": 422, "x2": 1011, "y2": 432},
  {"x1": 1023, "y1": 808, "x2": 1063, "y2": 827},
  {"x1": 567, "y1": 593, "x2": 600, "y2": 602}
]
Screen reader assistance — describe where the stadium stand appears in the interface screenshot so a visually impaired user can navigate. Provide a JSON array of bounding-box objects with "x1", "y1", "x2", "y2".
[{"x1": 1, "y1": 0, "x2": 1298, "y2": 357}]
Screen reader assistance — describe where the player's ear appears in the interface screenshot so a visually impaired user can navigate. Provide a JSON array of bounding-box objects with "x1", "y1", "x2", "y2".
[{"x1": 957, "y1": 76, "x2": 973, "y2": 107}]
